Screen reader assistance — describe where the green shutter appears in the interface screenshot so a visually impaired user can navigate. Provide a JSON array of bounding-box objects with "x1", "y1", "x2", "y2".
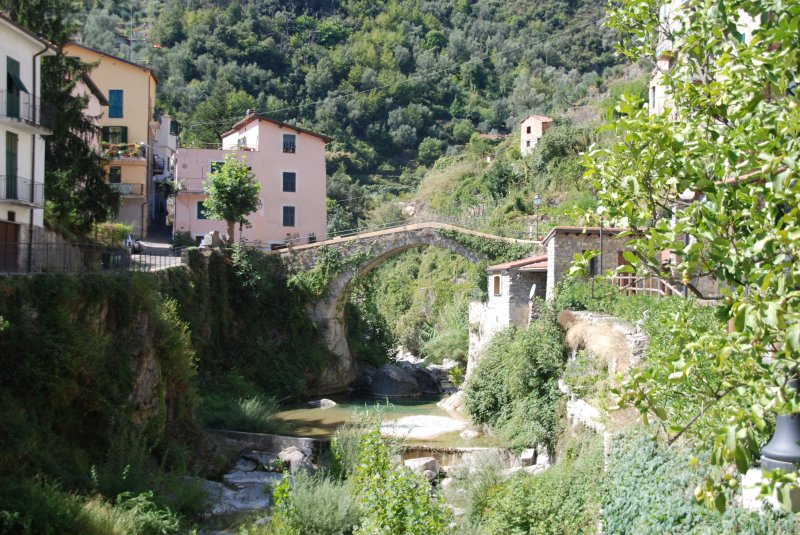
[
  {"x1": 6, "y1": 132, "x2": 18, "y2": 199},
  {"x1": 120, "y1": 126, "x2": 128, "y2": 143},
  {"x1": 101, "y1": 127, "x2": 110, "y2": 143}
]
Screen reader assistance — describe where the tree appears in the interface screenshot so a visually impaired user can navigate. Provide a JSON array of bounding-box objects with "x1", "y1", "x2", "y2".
[
  {"x1": 203, "y1": 154, "x2": 261, "y2": 244},
  {"x1": 2, "y1": 0, "x2": 118, "y2": 235},
  {"x1": 584, "y1": 0, "x2": 800, "y2": 509}
]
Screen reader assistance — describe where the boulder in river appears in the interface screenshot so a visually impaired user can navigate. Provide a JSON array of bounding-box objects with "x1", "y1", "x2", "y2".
[
  {"x1": 370, "y1": 364, "x2": 421, "y2": 397},
  {"x1": 308, "y1": 398, "x2": 337, "y2": 409},
  {"x1": 412, "y1": 366, "x2": 441, "y2": 394},
  {"x1": 351, "y1": 363, "x2": 378, "y2": 392},
  {"x1": 278, "y1": 445, "x2": 313, "y2": 473},
  {"x1": 404, "y1": 456, "x2": 440, "y2": 480}
]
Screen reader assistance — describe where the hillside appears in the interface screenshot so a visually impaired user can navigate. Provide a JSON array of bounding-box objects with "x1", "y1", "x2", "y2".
[{"x1": 76, "y1": 0, "x2": 620, "y2": 180}]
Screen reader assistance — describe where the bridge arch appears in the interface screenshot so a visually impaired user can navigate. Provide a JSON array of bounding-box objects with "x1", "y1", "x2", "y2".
[{"x1": 279, "y1": 223, "x2": 539, "y2": 394}]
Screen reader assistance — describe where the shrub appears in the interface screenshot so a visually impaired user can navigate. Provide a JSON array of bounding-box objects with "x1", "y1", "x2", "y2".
[
  {"x1": 480, "y1": 432, "x2": 605, "y2": 535},
  {"x1": 170, "y1": 231, "x2": 195, "y2": 249},
  {"x1": 199, "y1": 394, "x2": 286, "y2": 434},
  {"x1": 465, "y1": 307, "x2": 566, "y2": 451},
  {"x1": 604, "y1": 430, "x2": 800, "y2": 534},
  {"x1": 271, "y1": 472, "x2": 360, "y2": 534},
  {"x1": 352, "y1": 427, "x2": 450, "y2": 534}
]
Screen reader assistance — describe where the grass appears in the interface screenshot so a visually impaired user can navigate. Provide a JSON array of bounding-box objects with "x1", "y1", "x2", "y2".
[{"x1": 199, "y1": 394, "x2": 289, "y2": 434}]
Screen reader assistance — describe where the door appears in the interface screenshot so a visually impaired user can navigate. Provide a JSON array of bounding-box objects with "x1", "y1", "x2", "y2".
[
  {"x1": 0, "y1": 220, "x2": 19, "y2": 272},
  {"x1": 5, "y1": 132, "x2": 17, "y2": 199}
]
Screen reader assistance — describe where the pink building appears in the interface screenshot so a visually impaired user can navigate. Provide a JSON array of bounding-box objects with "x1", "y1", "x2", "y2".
[{"x1": 173, "y1": 113, "x2": 332, "y2": 246}]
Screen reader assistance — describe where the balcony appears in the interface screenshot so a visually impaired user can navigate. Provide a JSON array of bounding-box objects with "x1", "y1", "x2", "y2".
[
  {"x1": 0, "y1": 175, "x2": 44, "y2": 206},
  {"x1": 101, "y1": 142, "x2": 147, "y2": 161},
  {"x1": 109, "y1": 182, "x2": 144, "y2": 197},
  {"x1": 178, "y1": 178, "x2": 206, "y2": 193},
  {"x1": 0, "y1": 91, "x2": 54, "y2": 131}
]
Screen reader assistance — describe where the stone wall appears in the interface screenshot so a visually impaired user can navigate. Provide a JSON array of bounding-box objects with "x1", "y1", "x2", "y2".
[
  {"x1": 546, "y1": 229, "x2": 629, "y2": 299},
  {"x1": 16, "y1": 226, "x2": 86, "y2": 273}
]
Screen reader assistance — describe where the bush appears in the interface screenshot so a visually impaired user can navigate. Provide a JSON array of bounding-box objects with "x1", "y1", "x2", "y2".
[
  {"x1": 352, "y1": 427, "x2": 450, "y2": 534},
  {"x1": 465, "y1": 307, "x2": 566, "y2": 451},
  {"x1": 199, "y1": 394, "x2": 286, "y2": 434},
  {"x1": 480, "y1": 432, "x2": 605, "y2": 535},
  {"x1": 604, "y1": 431, "x2": 800, "y2": 534},
  {"x1": 271, "y1": 472, "x2": 360, "y2": 535},
  {"x1": 170, "y1": 231, "x2": 196, "y2": 248},
  {"x1": 418, "y1": 137, "x2": 446, "y2": 165}
]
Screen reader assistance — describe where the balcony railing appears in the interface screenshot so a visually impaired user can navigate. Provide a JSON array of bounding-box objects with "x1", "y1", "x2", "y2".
[
  {"x1": 153, "y1": 154, "x2": 166, "y2": 174},
  {"x1": 178, "y1": 178, "x2": 206, "y2": 193},
  {"x1": 612, "y1": 274, "x2": 683, "y2": 297},
  {"x1": 0, "y1": 91, "x2": 54, "y2": 129},
  {"x1": 0, "y1": 175, "x2": 44, "y2": 206},
  {"x1": 109, "y1": 182, "x2": 144, "y2": 197},
  {"x1": 101, "y1": 142, "x2": 147, "y2": 160}
]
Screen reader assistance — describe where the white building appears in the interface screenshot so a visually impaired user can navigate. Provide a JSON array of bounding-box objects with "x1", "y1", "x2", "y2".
[
  {"x1": 0, "y1": 13, "x2": 55, "y2": 271},
  {"x1": 151, "y1": 113, "x2": 178, "y2": 224}
]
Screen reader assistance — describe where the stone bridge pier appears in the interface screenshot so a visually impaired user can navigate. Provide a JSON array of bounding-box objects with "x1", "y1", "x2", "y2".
[{"x1": 278, "y1": 223, "x2": 538, "y2": 394}]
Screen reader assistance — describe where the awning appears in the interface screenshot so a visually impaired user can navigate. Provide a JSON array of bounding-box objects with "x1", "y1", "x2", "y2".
[{"x1": 8, "y1": 72, "x2": 29, "y2": 93}]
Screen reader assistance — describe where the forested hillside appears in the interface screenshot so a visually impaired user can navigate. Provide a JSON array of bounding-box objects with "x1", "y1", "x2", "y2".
[{"x1": 77, "y1": 0, "x2": 619, "y2": 180}]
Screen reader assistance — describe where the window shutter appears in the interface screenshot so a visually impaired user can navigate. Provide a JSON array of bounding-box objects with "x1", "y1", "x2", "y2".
[
  {"x1": 121, "y1": 126, "x2": 128, "y2": 143},
  {"x1": 101, "y1": 126, "x2": 110, "y2": 142}
]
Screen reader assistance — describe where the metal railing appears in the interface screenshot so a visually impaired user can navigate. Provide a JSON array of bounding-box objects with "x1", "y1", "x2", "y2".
[
  {"x1": 177, "y1": 178, "x2": 206, "y2": 193},
  {"x1": 0, "y1": 241, "x2": 186, "y2": 275},
  {"x1": 0, "y1": 176, "x2": 44, "y2": 206},
  {"x1": 109, "y1": 182, "x2": 145, "y2": 197},
  {"x1": 612, "y1": 274, "x2": 683, "y2": 297},
  {"x1": 0, "y1": 90, "x2": 54, "y2": 129}
]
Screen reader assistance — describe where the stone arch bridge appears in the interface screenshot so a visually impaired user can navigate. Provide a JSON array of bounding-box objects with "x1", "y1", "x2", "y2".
[{"x1": 271, "y1": 222, "x2": 542, "y2": 394}]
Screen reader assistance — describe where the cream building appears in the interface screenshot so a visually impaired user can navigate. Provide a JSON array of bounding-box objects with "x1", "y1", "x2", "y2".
[
  {"x1": 64, "y1": 43, "x2": 158, "y2": 238},
  {"x1": 520, "y1": 114, "x2": 553, "y2": 156},
  {"x1": 173, "y1": 113, "x2": 331, "y2": 246},
  {"x1": 0, "y1": 13, "x2": 55, "y2": 271}
]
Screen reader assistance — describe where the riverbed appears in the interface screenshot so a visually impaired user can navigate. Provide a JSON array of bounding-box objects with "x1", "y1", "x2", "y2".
[{"x1": 272, "y1": 394, "x2": 499, "y2": 448}]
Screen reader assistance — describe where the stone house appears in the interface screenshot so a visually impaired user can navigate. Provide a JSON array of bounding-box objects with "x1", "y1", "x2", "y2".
[
  {"x1": 173, "y1": 113, "x2": 331, "y2": 247},
  {"x1": 467, "y1": 255, "x2": 547, "y2": 378},
  {"x1": 468, "y1": 226, "x2": 633, "y2": 376},
  {"x1": 0, "y1": 13, "x2": 55, "y2": 271},
  {"x1": 520, "y1": 114, "x2": 553, "y2": 156}
]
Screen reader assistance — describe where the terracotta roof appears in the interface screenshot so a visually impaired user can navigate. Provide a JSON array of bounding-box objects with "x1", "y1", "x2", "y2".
[
  {"x1": 521, "y1": 114, "x2": 554, "y2": 123},
  {"x1": 65, "y1": 42, "x2": 158, "y2": 83},
  {"x1": 221, "y1": 113, "x2": 334, "y2": 143},
  {"x1": 542, "y1": 226, "x2": 628, "y2": 246},
  {"x1": 487, "y1": 255, "x2": 548, "y2": 272},
  {"x1": 518, "y1": 260, "x2": 548, "y2": 271}
]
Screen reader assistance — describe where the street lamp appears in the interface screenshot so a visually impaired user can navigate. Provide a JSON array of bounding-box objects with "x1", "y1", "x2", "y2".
[{"x1": 533, "y1": 194, "x2": 542, "y2": 239}]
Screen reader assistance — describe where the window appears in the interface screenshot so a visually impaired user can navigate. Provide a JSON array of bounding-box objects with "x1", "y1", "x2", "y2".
[
  {"x1": 210, "y1": 160, "x2": 224, "y2": 174},
  {"x1": 197, "y1": 201, "x2": 207, "y2": 220},
  {"x1": 101, "y1": 126, "x2": 128, "y2": 144},
  {"x1": 526, "y1": 140, "x2": 530, "y2": 147},
  {"x1": 194, "y1": 235, "x2": 204, "y2": 246},
  {"x1": 6, "y1": 57, "x2": 25, "y2": 119},
  {"x1": 650, "y1": 86, "x2": 657, "y2": 111},
  {"x1": 283, "y1": 134, "x2": 296, "y2": 153},
  {"x1": 237, "y1": 136, "x2": 247, "y2": 148},
  {"x1": 109, "y1": 166, "x2": 122, "y2": 184},
  {"x1": 108, "y1": 89, "x2": 124, "y2": 118},
  {"x1": 493, "y1": 275, "x2": 501, "y2": 296},
  {"x1": 7, "y1": 211, "x2": 15, "y2": 222},
  {"x1": 282, "y1": 172, "x2": 296, "y2": 192},
  {"x1": 584, "y1": 249, "x2": 600, "y2": 276},
  {"x1": 526, "y1": 126, "x2": 531, "y2": 134},
  {"x1": 5, "y1": 132, "x2": 18, "y2": 199},
  {"x1": 282, "y1": 206, "x2": 295, "y2": 227}
]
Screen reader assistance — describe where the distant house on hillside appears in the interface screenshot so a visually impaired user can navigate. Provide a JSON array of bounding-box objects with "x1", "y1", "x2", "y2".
[
  {"x1": 173, "y1": 113, "x2": 332, "y2": 247},
  {"x1": 64, "y1": 42, "x2": 159, "y2": 238},
  {"x1": 0, "y1": 13, "x2": 55, "y2": 271},
  {"x1": 520, "y1": 114, "x2": 553, "y2": 156}
]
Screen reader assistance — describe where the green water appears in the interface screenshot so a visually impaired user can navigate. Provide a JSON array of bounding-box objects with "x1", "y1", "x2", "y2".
[{"x1": 273, "y1": 395, "x2": 500, "y2": 448}]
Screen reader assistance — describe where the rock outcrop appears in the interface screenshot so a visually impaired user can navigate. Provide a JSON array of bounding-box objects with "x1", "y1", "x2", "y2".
[{"x1": 557, "y1": 310, "x2": 648, "y2": 376}]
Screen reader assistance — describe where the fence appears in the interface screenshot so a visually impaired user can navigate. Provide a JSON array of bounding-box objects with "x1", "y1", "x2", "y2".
[
  {"x1": 612, "y1": 274, "x2": 683, "y2": 297},
  {"x1": 0, "y1": 241, "x2": 185, "y2": 275}
]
